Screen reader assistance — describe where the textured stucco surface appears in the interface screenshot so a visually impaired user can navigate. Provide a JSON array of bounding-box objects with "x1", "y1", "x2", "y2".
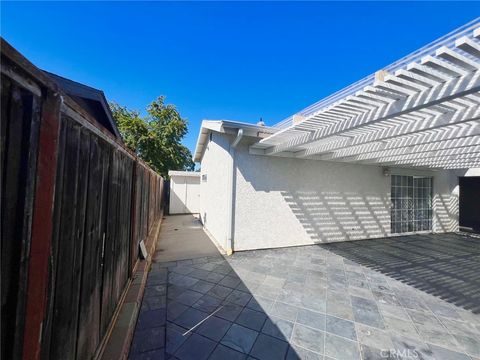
[
  {"x1": 233, "y1": 141, "x2": 392, "y2": 250},
  {"x1": 201, "y1": 133, "x2": 464, "y2": 251},
  {"x1": 433, "y1": 170, "x2": 460, "y2": 233},
  {"x1": 199, "y1": 132, "x2": 231, "y2": 250}
]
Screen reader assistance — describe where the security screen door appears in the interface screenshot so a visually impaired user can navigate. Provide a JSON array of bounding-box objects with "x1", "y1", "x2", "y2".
[{"x1": 391, "y1": 175, "x2": 433, "y2": 234}]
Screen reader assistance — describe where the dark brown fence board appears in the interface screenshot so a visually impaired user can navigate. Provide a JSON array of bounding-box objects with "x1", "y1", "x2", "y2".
[
  {"x1": 71, "y1": 126, "x2": 92, "y2": 354},
  {"x1": 40, "y1": 112, "x2": 67, "y2": 360},
  {"x1": 76, "y1": 137, "x2": 110, "y2": 359},
  {"x1": 48, "y1": 118, "x2": 91, "y2": 359},
  {"x1": 129, "y1": 163, "x2": 138, "y2": 273},
  {"x1": 1, "y1": 79, "x2": 41, "y2": 360},
  {"x1": 2, "y1": 83, "x2": 25, "y2": 359},
  {"x1": 101, "y1": 149, "x2": 118, "y2": 334},
  {"x1": 114, "y1": 154, "x2": 132, "y2": 303},
  {"x1": 113, "y1": 153, "x2": 125, "y2": 303},
  {"x1": 145, "y1": 172, "x2": 149, "y2": 234},
  {"x1": 16, "y1": 90, "x2": 42, "y2": 359},
  {"x1": 0, "y1": 78, "x2": 10, "y2": 356},
  {"x1": 49, "y1": 120, "x2": 82, "y2": 359}
]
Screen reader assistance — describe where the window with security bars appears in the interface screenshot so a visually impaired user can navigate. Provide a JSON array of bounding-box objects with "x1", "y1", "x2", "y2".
[{"x1": 391, "y1": 175, "x2": 432, "y2": 234}]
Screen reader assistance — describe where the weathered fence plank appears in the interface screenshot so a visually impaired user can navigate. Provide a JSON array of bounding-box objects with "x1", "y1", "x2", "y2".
[
  {"x1": 1, "y1": 78, "x2": 42, "y2": 360},
  {"x1": 49, "y1": 120, "x2": 82, "y2": 359},
  {"x1": 77, "y1": 137, "x2": 110, "y2": 360},
  {"x1": 101, "y1": 148, "x2": 119, "y2": 335},
  {"x1": 40, "y1": 112, "x2": 67, "y2": 360}
]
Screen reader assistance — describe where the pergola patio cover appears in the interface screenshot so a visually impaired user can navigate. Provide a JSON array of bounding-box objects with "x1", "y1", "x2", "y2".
[{"x1": 251, "y1": 19, "x2": 480, "y2": 170}]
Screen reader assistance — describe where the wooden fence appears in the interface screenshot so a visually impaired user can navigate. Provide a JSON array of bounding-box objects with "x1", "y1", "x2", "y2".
[{"x1": 1, "y1": 39, "x2": 165, "y2": 360}]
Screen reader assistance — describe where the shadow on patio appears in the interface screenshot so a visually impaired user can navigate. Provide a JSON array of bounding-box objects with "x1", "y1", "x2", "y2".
[
  {"x1": 129, "y1": 215, "x2": 306, "y2": 360},
  {"x1": 321, "y1": 232, "x2": 480, "y2": 314}
]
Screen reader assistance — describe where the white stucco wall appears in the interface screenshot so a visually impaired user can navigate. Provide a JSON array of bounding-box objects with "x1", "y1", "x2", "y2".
[
  {"x1": 200, "y1": 132, "x2": 463, "y2": 252},
  {"x1": 233, "y1": 140, "x2": 392, "y2": 250},
  {"x1": 199, "y1": 132, "x2": 231, "y2": 250},
  {"x1": 433, "y1": 170, "x2": 460, "y2": 233}
]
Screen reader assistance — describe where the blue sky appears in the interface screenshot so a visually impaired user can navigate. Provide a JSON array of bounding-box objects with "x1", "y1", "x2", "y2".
[{"x1": 2, "y1": 2, "x2": 478, "y2": 154}]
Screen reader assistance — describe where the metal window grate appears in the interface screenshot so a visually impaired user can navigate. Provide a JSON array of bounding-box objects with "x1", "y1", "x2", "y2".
[{"x1": 391, "y1": 175, "x2": 432, "y2": 234}]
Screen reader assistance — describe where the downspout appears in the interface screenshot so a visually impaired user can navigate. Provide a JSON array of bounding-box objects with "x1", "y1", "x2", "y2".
[{"x1": 226, "y1": 128, "x2": 243, "y2": 255}]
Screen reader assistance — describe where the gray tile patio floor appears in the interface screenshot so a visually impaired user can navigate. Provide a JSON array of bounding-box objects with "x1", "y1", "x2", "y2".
[{"x1": 129, "y1": 232, "x2": 480, "y2": 360}]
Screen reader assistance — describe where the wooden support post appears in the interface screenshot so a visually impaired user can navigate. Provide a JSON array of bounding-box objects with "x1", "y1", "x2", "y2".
[{"x1": 22, "y1": 90, "x2": 61, "y2": 360}]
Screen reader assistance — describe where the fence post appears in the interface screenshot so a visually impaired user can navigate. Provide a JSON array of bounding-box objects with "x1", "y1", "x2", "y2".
[{"x1": 22, "y1": 90, "x2": 61, "y2": 360}]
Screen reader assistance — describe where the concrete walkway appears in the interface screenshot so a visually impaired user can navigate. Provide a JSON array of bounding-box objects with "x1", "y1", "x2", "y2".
[{"x1": 153, "y1": 215, "x2": 224, "y2": 263}]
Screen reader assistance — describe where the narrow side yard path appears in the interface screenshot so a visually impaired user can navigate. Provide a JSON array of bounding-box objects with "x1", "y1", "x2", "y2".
[
  {"x1": 129, "y1": 219, "x2": 480, "y2": 360},
  {"x1": 153, "y1": 215, "x2": 223, "y2": 263}
]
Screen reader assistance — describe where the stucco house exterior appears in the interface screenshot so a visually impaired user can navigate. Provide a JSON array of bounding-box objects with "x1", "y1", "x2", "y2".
[{"x1": 193, "y1": 20, "x2": 480, "y2": 254}]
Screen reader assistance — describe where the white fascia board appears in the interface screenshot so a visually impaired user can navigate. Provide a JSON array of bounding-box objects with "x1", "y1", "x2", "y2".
[{"x1": 193, "y1": 119, "x2": 276, "y2": 162}]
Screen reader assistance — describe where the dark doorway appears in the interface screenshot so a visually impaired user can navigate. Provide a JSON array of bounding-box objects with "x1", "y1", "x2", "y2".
[{"x1": 459, "y1": 176, "x2": 480, "y2": 233}]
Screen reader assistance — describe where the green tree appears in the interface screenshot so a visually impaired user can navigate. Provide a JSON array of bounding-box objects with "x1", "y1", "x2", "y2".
[{"x1": 110, "y1": 96, "x2": 194, "y2": 177}]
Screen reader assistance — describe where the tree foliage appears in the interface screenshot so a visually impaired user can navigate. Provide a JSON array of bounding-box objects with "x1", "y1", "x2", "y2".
[{"x1": 110, "y1": 96, "x2": 194, "y2": 177}]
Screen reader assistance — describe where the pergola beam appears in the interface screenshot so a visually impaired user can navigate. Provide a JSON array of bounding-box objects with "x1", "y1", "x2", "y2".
[
  {"x1": 318, "y1": 121, "x2": 480, "y2": 159},
  {"x1": 357, "y1": 146, "x2": 480, "y2": 165},
  {"x1": 456, "y1": 37, "x2": 480, "y2": 57},
  {"x1": 393, "y1": 153, "x2": 480, "y2": 168},
  {"x1": 322, "y1": 135, "x2": 480, "y2": 164},
  {"x1": 263, "y1": 72, "x2": 479, "y2": 155},
  {"x1": 296, "y1": 108, "x2": 480, "y2": 157}
]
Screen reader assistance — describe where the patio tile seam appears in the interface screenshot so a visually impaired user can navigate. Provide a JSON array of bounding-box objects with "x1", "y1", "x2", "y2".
[
  {"x1": 342, "y1": 252, "x2": 366, "y2": 360},
  {"x1": 290, "y1": 321, "x2": 326, "y2": 356},
  {"x1": 382, "y1": 274, "x2": 470, "y2": 357},
  {"x1": 421, "y1": 305, "x2": 476, "y2": 356},
  {"x1": 173, "y1": 330, "x2": 221, "y2": 358},
  {"x1": 400, "y1": 296, "x2": 461, "y2": 352},
  {"x1": 374, "y1": 305, "x2": 472, "y2": 359}
]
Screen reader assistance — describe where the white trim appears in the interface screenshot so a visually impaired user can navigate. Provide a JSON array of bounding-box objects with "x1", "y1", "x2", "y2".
[
  {"x1": 193, "y1": 119, "x2": 276, "y2": 162},
  {"x1": 168, "y1": 171, "x2": 201, "y2": 177}
]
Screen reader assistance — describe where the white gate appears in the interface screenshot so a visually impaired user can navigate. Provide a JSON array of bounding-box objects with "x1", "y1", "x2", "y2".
[{"x1": 169, "y1": 171, "x2": 201, "y2": 214}]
